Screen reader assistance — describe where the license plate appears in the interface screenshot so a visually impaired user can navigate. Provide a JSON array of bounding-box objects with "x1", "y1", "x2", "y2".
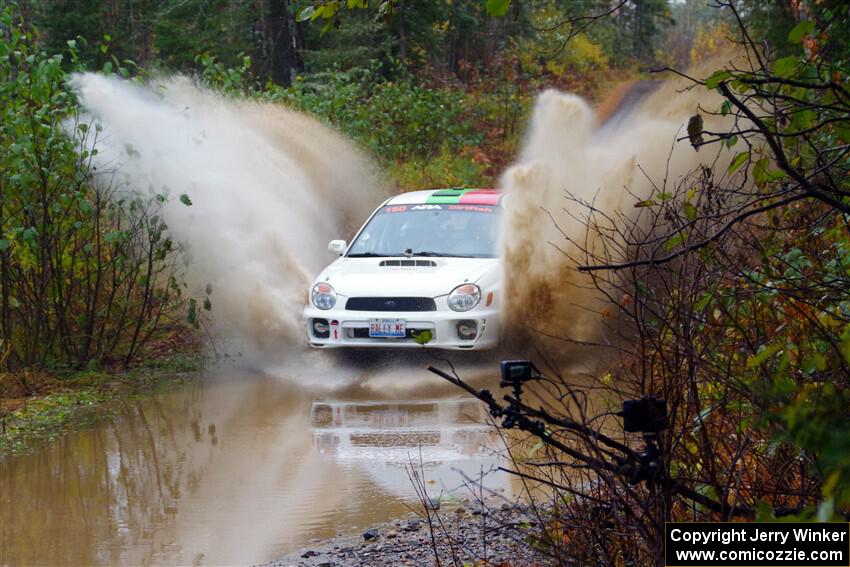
[{"x1": 369, "y1": 319, "x2": 406, "y2": 338}]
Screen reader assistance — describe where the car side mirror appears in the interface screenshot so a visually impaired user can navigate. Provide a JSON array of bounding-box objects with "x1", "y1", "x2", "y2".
[{"x1": 328, "y1": 240, "x2": 347, "y2": 256}]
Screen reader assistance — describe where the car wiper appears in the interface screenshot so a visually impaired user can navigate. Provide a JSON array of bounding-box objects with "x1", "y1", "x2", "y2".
[
  {"x1": 347, "y1": 252, "x2": 393, "y2": 257},
  {"x1": 412, "y1": 251, "x2": 485, "y2": 258}
]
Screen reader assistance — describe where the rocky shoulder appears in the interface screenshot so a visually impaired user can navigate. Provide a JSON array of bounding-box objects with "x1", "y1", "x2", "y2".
[{"x1": 260, "y1": 502, "x2": 545, "y2": 567}]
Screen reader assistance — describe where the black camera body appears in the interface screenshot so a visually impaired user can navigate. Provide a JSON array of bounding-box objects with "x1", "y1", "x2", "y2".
[
  {"x1": 621, "y1": 397, "x2": 668, "y2": 433},
  {"x1": 500, "y1": 360, "x2": 539, "y2": 385}
]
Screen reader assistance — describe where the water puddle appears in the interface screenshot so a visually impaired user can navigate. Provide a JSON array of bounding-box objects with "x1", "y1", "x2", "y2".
[{"x1": 0, "y1": 365, "x2": 513, "y2": 565}]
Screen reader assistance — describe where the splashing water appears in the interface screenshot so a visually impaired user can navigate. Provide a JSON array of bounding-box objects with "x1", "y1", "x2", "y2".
[
  {"x1": 70, "y1": 74, "x2": 382, "y2": 360},
  {"x1": 499, "y1": 77, "x2": 733, "y2": 349}
]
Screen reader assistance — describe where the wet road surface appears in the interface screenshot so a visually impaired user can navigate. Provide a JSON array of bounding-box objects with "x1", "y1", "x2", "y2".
[{"x1": 0, "y1": 355, "x2": 515, "y2": 565}]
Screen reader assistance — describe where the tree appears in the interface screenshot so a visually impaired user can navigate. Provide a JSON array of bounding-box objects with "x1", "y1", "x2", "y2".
[
  {"x1": 619, "y1": 0, "x2": 674, "y2": 63},
  {"x1": 262, "y1": 0, "x2": 304, "y2": 84}
]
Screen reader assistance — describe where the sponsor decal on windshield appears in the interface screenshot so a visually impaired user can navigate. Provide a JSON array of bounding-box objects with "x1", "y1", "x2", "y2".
[
  {"x1": 380, "y1": 191, "x2": 501, "y2": 213},
  {"x1": 380, "y1": 203, "x2": 495, "y2": 213},
  {"x1": 380, "y1": 205, "x2": 408, "y2": 213},
  {"x1": 447, "y1": 205, "x2": 495, "y2": 213}
]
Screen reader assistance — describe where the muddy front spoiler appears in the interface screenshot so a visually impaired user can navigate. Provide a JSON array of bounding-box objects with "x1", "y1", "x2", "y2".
[{"x1": 303, "y1": 305, "x2": 500, "y2": 350}]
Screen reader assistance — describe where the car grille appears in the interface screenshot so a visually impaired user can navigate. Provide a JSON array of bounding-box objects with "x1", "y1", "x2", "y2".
[
  {"x1": 345, "y1": 297, "x2": 437, "y2": 312},
  {"x1": 379, "y1": 259, "x2": 437, "y2": 267}
]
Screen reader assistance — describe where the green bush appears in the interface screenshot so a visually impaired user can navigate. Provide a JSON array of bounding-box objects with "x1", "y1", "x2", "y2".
[
  {"x1": 266, "y1": 67, "x2": 481, "y2": 162},
  {"x1": 387, "y1": 146, "x2": 487, "y2": 190},
  {"x1": 0, "y1": 9, "x2": 188, "y2": 372}
]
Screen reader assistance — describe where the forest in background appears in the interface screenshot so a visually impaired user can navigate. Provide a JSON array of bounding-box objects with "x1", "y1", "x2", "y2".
[{"x1": 15, "y1": 0, "x2": 729, "y2": 186}]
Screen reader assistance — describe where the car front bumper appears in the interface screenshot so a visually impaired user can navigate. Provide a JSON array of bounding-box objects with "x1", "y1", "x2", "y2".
[{"x1": 303, "y1": 305, "x2": 500, "y2": 350}]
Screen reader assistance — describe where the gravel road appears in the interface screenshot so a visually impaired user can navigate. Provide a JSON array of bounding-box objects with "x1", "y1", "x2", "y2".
[{"x1": 262, "y1": 502, "x2": 547, "y2": 567}]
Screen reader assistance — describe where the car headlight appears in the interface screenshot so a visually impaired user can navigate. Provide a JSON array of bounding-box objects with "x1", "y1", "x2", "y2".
[
  {"x1": 448, "y1": 284, "x2": 480, "y2": 312},
  {"x1": 311, "y1": 282, "x2": 337, "y2": 310}
]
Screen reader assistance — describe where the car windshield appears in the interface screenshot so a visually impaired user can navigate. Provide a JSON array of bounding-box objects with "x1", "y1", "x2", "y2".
[{"x1": 347, "y1": 204, "x2": 501, "y2": 258}]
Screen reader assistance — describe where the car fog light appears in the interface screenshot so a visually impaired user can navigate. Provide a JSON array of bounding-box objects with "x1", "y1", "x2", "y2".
[
  {"x1": 311, "y1": 282, "x2": 336, "y2": 310},
  {"x1": 312, "y1": 318, "x2": 330, "y2": 338},
  {"x1": 456, "y1": 319, "x2": 478, "y2": 340}
]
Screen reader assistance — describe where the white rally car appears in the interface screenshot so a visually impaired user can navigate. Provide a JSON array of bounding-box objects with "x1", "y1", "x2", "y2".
[{"x1": 304, "y1": 188, "x2": 502, "y2": 349}]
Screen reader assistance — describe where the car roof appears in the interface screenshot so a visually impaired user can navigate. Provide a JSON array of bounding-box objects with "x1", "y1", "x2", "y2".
[{"x1": 386, "y1": 188, "x2": 502, "y2": 207}]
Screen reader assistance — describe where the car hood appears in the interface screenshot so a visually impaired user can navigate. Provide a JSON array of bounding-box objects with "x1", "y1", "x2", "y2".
[{"x1": 318, "y1": 257, "x2": 500, "y2": 297}]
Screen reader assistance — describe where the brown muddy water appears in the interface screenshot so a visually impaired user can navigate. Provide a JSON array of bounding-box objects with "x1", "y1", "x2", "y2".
[{"x1": 0, "y1": 354, "x2": 518, "y2": 566}]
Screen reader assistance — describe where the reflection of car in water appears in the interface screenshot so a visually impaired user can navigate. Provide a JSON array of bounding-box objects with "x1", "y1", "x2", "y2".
[
  {"x1": 304, "y1": 188, "x2": 503, "y2": 350},
  {"x1": 311, "y1": 398, "x2": 495, "y2": 460},
  {"x1": 309, "y1": 398, "x2": 509, "y2": 497}
]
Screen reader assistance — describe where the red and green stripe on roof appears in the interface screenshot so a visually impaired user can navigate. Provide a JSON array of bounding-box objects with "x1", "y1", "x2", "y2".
[{"x1": 426, "y1": 188, "x2": 501, "y2": 206}]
